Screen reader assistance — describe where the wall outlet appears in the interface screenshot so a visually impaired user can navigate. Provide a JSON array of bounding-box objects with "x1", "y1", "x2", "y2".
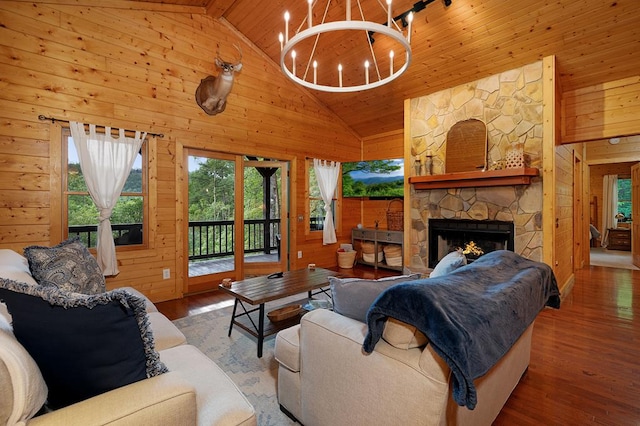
[
  {"x1": 162, "y1": 268, "x2": 170, "y2": 279},
  {"x1": 297, "y1": 250, "x2": 303, "y2": 259}
]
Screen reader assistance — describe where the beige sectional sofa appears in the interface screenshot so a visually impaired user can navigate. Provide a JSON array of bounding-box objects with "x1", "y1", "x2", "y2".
[
  {"x1": 0, "y1": 249, "x2": 256, "y2": 426},
  {"x1": 276, "y1": 308, "x2": 534, "y2": 426},
  {"x1": 275, "y1": 250, "x2": 560, "y2": 426}
]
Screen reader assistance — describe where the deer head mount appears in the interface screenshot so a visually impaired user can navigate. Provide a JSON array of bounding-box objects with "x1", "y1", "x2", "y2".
[{"x1": 195, "y1": 44, "x2": 243, "y2": 116}]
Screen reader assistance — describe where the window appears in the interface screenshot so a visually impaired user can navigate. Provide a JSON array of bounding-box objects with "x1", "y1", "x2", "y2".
[
  {"x1": 63, "y1": 128, "x2": 148, "y2": 248},
  {"x1": 617, "y1": 178, "x2": 631, "y2": 222},
  {"x1": 307, "y1": 160, "x2": 336, "y2": 233}
]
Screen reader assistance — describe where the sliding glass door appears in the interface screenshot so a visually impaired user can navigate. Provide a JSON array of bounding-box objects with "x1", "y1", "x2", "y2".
[
  {"x1": 184, "y1": 149, "x2": 289, "y2": 293},
  {"x1": 185, "y1": 149, "x2": 238, "y2": 293}
]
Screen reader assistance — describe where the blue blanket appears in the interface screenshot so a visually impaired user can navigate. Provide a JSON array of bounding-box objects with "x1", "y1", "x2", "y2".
[{"x1": 362, "y1": 250, "x2": 560, "y2": 409}]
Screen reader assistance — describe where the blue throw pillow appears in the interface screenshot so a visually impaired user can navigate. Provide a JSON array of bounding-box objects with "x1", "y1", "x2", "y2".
[
  {"x1": 430, "y1": 250, "x2": 467, "y2": 278},
  {"x1": 330, "y1": 274, "x2": 422, "y2": 322},
  {"x1": 24, "y1": 237, "x2": 106, "y2": 295},
  {"x1": 0, "y1": 278, "x2": 167, "y2": 410}
]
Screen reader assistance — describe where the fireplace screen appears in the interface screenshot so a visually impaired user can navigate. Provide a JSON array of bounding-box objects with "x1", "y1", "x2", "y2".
[{"x1": 428, "y1": 219, "x2": 514, "y2": 268}]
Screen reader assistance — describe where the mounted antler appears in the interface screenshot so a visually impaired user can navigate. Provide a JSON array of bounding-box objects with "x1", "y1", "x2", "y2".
[{"x1": 195, "y1": 44, "x2": 243, "y2": 115}]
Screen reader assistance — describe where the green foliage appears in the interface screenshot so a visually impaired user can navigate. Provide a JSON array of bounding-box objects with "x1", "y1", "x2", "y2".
[
  {"x1": 617, "y1": 178, "x2": 632, "y2": 220},
  {"x1": 68, "y1": 153, "x2": 286, "y2": 256},
  {"x1": 67, "y1": 164, "x2": 87, "y2": 192},
  {"x1": 123, "y1": 169, "x2": 142, "y2": 192},
  {"x1": 68, "y1": 195, "x2": 98, "y2": 225},
  {"x1": 244, "y1": 167, "x2": 264, "y2": 220},
  {"x1": 188, "y1": 157, "x2": 235, "y2": 221}
]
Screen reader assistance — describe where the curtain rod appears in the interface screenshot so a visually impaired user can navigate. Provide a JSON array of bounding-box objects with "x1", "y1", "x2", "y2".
[{"x1": 38, "y1": 115, "x2": 165, "y2": 138}]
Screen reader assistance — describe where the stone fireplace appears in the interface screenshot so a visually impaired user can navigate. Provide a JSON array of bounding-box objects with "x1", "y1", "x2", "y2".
[
  {"x1": 407, "y1": 60, "x2": 545, "y2": 272},
  {"x1": 428, "y1": 219, "x2": 514, "y2": 267}
]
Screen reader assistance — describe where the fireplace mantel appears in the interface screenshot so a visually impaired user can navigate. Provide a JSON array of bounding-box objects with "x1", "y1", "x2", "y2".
[{"x1": 408, "y1": 167, "x2": 539, "y2": 190}]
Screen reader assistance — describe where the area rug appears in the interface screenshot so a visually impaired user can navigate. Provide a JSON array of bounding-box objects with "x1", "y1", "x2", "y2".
[{"x1": 173, "y1": 306, "x2": 297, "y2": 426}]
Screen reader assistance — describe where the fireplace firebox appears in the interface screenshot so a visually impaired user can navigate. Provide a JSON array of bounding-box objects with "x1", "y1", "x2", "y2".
[{"x1": 428, "y1": 219, "x2": 514, "y2": 268}]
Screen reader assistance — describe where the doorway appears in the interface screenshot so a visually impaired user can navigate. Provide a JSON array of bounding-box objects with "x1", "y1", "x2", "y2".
[
  {"x1": 183, "y1": 149, "x2": 289, "y2": 294},
  {"x1": 243, "y1": 158, "x2": 289, "y2": 276},
  {"x1": 587, "y1": 161, "x2": 638, "y2": 270}
]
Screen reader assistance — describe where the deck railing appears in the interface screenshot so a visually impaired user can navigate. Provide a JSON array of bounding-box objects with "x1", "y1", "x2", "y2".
[{"x1": 69, "y1": 219, "x2": 280, "y2": 261}]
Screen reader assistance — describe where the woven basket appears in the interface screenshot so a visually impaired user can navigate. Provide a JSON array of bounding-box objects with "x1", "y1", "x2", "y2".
[
  {"x1": 386, "y1": 198, "x2": 404, "y2": 231},
  {"x1": 383, "y1": 245, "x2": 402, "y2": 257},
  {"x1": 360, "y1": 241, "x2": 377, "y2": 254},
  {"x1": 337, "y1": 250, "x2": 357, "y2": 268}
]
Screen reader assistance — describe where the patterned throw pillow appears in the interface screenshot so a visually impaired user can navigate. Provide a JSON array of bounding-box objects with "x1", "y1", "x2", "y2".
[
  {"x1": 24, "y1": 237, "x2": 106, "y2": 295},
  {"x1": 0, "y1": 278, "x2": 167, "y2": 410}
]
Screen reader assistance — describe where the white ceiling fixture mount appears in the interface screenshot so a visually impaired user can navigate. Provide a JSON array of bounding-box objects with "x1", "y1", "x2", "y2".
[{"x1": 279, "y1": 0, "x2": 451, "y2": 93}]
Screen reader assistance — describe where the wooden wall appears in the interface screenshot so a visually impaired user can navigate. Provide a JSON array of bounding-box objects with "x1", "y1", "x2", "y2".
[
  {"x1": 0, "y1": 2, "x2": 360, "y2": 302},
  {"x1": 338, "y1": 130, "x2": 405, "y2": 248},
  {"x1": 562, "y1": 76, "x2": 640, "y2": 143},
  {"x1": 585, "y1": 135, "x2": 640, "y2": 165},
  {"x1": 554, "y1": 144, "x2": 577, "y2": 285}
]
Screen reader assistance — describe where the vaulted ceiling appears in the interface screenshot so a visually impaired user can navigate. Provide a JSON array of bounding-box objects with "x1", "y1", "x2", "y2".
[{"x1": 137, "y1": 0, "x2": 640, "y2": 139}]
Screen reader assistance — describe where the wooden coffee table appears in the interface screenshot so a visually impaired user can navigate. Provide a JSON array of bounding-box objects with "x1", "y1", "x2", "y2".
[{"x1": 219, "y1": 267, "x2": 353, "y2": 357}]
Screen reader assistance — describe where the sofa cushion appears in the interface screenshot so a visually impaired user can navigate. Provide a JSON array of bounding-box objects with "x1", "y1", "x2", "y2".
[
  {"x1": 147, "y1": 312, "x2": 187, "y2": 350},
  {"x1": 275, "y1": 324, "x2": 301, "y2": 372},
  {"x1": 329, "y1": 274, "x2": 421, "y2": 322},
  {"x1": 24, "y1": 237, "x2": 106, "y2": 295},
  {"x1": 429, "y1": 249, "x2": 467, "y2": 278},
  {"x1": 0, "y1": 315, "x2": 47, "y2": 426},
  {"x1": 0, "y1": 249, "x2": 38, "y2": 286},
  {"x1": 382, "y1": 317, "x2": 428, "y2": 350},
  {"x1": 159, "y1": 345, "x2": 256, "y2": 426},
  {"x1": 0, "y1": 278, "x2": 167, "y2": 410}
]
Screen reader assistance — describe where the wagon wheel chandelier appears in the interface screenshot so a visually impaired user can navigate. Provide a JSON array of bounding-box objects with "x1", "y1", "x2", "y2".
[{"x1": 279, "y1": 0, "x2": 451, "y2": 93}]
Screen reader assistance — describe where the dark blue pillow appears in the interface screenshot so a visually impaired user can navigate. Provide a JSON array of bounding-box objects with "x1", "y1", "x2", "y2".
[{"x1": 0, "y1": 278, "x2": 167, "y2": 410}]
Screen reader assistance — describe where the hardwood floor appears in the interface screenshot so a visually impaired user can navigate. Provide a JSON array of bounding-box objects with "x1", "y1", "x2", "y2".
[{"x1": 156, "y1": 265, "x2": 640, "y2": 425}]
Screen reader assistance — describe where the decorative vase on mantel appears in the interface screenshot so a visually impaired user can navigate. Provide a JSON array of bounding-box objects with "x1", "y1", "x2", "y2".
[
  {"x1": 421, "y1": 151, "x2": 433, "y2": 176},
  {"x1": 505, "y1": 144, "x2": 525, "y2": 169}
]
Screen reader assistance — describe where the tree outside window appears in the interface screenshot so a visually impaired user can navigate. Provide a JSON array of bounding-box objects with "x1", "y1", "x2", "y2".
[{"x1": 617, "y1": 178, "x2": 631, "y2": 222}]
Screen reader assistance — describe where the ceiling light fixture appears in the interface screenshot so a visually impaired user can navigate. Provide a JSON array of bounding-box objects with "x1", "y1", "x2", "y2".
[{"x1": 279, "y1": 0, "x2": 451, "y2": 93}]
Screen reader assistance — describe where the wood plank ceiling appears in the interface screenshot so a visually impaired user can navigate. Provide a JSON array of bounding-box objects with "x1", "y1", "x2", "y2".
[{"x1": 136, "y1": 0, "x2": 640, "y2": 139}]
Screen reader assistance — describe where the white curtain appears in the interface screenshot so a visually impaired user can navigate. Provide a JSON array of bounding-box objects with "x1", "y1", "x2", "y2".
[
  {"x1": 313, "y1": 159, "x2": 340, "y2": 245},
  {"x1": 70, "y1": 121, "x2": 146, "y2": 276},
  {"x1": 600, "y1": 174, "x2": 618, "y2": 248}
]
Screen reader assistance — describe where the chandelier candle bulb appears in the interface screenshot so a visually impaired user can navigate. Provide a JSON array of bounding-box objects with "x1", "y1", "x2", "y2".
[
  {"x1": 279, "y1": 32, "x2": 284, "y2": 51},
  {"x1": 291, "y1": 50, "x2": 296, "y2": 75},
  {"x1": 284, "y1": 11, "x2": 290, "y2": 42},
  {"x1": 346, "y1": 0, "x2": 351, "y2": 20},
  {"x1": 389, "y1": 50, "x2": 394, "y2": 75},
  {"x1": 338, "y1": 64, "x2": 343, "y2": 87},
  {"x1": 407, "y1": 12, "x2": 413, "y2": 43},
  {"x1": 387, "y1": 0, "x2": 392, "y2": 27},
  {"x1": 307, "y1": 0, "x2": 312, "y2": 28},
  {"x1": 365, "y1": 60, "x2": 370, "y2": 84},
  {"x1": 313, "y1": 60, "x2": 317, "y2": 84}
]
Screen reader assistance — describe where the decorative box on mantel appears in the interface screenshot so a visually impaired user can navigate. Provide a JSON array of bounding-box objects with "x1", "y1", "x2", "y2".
[{"x1": 408, "y1": 167, "x2": 539, "y2": 190}]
